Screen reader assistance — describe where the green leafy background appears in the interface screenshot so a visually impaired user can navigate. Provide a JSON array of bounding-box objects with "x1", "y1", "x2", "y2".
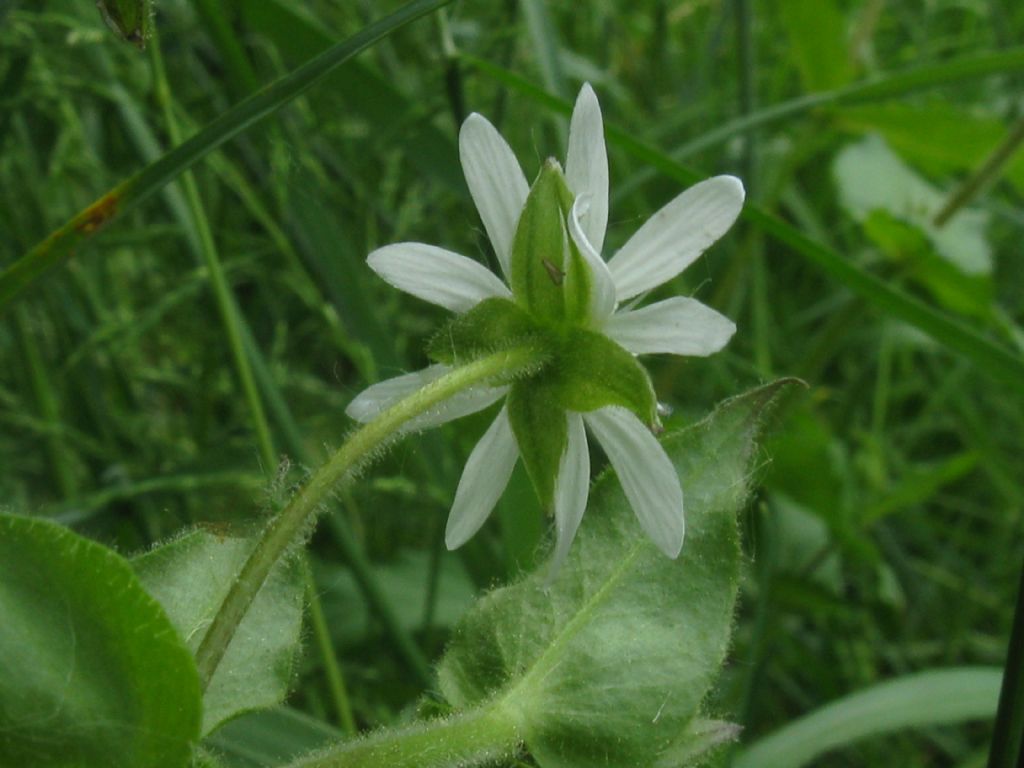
[{"x1": 1, "y1": 0, "x2": 1021, "y2": 766}]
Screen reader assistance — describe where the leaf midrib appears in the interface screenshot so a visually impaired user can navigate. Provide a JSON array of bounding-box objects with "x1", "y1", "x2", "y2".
[{"x1": 499, "y1": 541, "x2": 645, "y2": 715}]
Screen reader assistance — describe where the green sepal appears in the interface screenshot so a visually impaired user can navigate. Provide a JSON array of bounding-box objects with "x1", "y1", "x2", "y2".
[
  {"x1": 549, "y1": 329, "x2": 658, "y2": 426},
  {"x1": 506, "y1": 380, "x2": 568, "y2": 512},
  {"x1": 96, "y1": 0, "x2": 153, "y2": 48},
  {"x1": 427, "y1": 297, "x2": 547, "y2": 366},
  {"x1": 561, "y1": 222, "x2": 594, "y2": 328},
  {"x1": 509, "y1": 160, "x2": 575, "y2": 324}
]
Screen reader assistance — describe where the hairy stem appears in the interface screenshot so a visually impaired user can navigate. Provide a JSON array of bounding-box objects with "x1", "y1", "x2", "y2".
[
  {"x1": 286, "y1": 705, "x2": 522, "y2": 768},
  {"x1": 194, "y1": 346, "x2": 546, "y2": 689}
]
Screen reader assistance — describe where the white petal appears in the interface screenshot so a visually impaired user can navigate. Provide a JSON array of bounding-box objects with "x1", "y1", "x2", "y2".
[
  {"x1": 549, "y1": 412, "x2": 590, "y2": 579},
  {"x1": 368, "y1": 243, "x2": 510, "y2": 313},
  {"x1": 584, "y1": 407, "x2": 684, "y2": 558},
  {"x1": 445, "y1": 407, "x2": 519, "y2": 549},
  {"x1": 565, "y1": 83, "x2": 609, "y2": 254},
  {"x1": 346, "y1": 364, "x2": 507, "y2": 431},
  {"x1": 607, "y1": 176, "x2": 745, "y2": 301},
  {"x1": 459, "y1": 113, "x2": 530, "y2": 278},
  {"x1": 604, "y1": 297, "x2": 736, "y2": 356},
  {"x1": 568, "y1": 196, "x2": 617, "y2": 327}
]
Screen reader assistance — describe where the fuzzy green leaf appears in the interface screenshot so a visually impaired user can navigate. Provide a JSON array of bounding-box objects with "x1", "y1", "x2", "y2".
[
  {"x1": 0, "y1": 514, "x2": 201, "y2": 768},
  {"x1": 509, "y1": 160, "x2": 575, "y2": 324},
  {"x1": 133, "y1": 528, "x2": 305, "y2": 735},
  {"x1": 428, "y1": 297, "x2": 545, "y2": 366},
  {"x1": 552, "y1": 328, "x2": 658, "y2": 425},
  {"x1": 437, "y1": 381, "x2": 801, "y2": 767},
  {"x1": 506, "y1": 379, "x2": 569, "y2": 512}
]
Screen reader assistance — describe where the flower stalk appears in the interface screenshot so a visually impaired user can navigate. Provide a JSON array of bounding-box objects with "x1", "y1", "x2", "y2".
[
  {"x1": 286, "y1": 704, "x2": 522, "y2": 768},
  {"x1": 194, "y1": 345, "x2": 547, "y2": 690}
]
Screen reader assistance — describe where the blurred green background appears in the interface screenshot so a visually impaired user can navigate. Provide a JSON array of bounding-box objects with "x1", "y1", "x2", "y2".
[{"x1": 1, "y1": 1, "x2": 1022, "y2": 765}]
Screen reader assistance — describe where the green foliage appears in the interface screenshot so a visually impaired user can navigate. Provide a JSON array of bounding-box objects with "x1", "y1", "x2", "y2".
[
  {"x1": 833, "y1": 135, "x2": 992, "y2": 275},
  {"x1": 735, "y1": 667, "x2": 1002, "y2": 768},
  {"x1": 436, "y1": 382, "x2": 797, "y2": 767},
  {"x1": 0, "y1": 514, "x2": 200, "y2": 768},
  {"x1": 133, "y1": 528, "x2": 305, "y2": 735},
  {"x1": 2, "y1": 1, "x2": 1023, "y2": 765}
]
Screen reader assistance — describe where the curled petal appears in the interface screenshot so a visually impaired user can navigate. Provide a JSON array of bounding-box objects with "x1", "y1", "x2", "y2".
[
  {"x1": 445, "y1": 407, "x2": 519, "y2": 549},
  {"x1": 459, "y1": 113, "x2": 530, "y2": 278},
  {"x1": 607, "y1": 176, "x2": 745, "y2": 301},
  {"x1": 604, "y1": 297, "x2": 736, "y2": 356},
  {"x1": 346, "y1": 364, "x2": 507, "y2": 431},
  {"x1": 549, "y1": 412, "x2": 590, "y2": 581},
  {"x1": 584, "y1": 406, "x2": 684, "y2": 558},
  {"x1": 568, "y1": 196, "x2": 617, "y2": 327},
  {"x1": 565, "y1": 83, "x2": 609, "y2": 254},
  {"x1": 368, "y1": 243, "x2": 510, "y2": 313}
]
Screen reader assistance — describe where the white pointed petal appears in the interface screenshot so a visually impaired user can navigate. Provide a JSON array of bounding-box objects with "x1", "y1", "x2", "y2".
[
  {"x1": 368, "y1": 243, "x2": 510, "y2": 313},
  {"x1": 568, "y1": 196, "x2": 617, "y2": 326},
  {"x1": 549, "y1": 413, "x2": 590, "y2": 579},
  {"x1": 565, "y1": 83, "x2": 609, "y2": 253},
  {"x1": 584, "y1": 407, "x2": 684, "y2": 558},
  {"x1": 459, "y1": 113, "x2": 530, "y2": 277},
  {"x1": 445, "y1": 407, "x2": 519, "y2": 549},
  {"x1": 605, "y1": 297, "x2": 736, "y2": 356},
  {"x1": 607, "y1": 176, "x2": 745, "y2": 301},
  {"x1": 346, "y1": 365, "x2": 507, "y2": 431}
]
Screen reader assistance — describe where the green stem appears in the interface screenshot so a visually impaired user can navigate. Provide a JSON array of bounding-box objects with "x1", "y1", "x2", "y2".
[
  {"x1": 286, "y1": 704, "x2": 521, "y2": 768},
  {"x1": 194, "y1": 346, "x2": 546, "y2": 690},
  {"x1": 149, "y1": 31, "x2": 276, "y2": 471},
  {"x1": 0, "y1": 0, "x2": 455, "y2": 311},
  {"x1": 303, "y1": 558, "x2": 357, "y2": 735},
  {"x1": 933, "y1": 116, "x2": 1024, "y2": 226}
]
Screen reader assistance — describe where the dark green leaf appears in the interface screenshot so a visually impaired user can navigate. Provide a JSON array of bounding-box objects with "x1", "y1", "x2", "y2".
[
  {"x1": 0, "y1": 514, "x2": 200, "y2": 768},
  {"x1": 133, "y1": 529, "x2": 305, "y2": 735}
]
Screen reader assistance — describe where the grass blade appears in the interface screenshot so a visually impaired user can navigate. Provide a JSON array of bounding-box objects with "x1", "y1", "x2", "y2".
[
  {"x1": 734, "y1": 667, "x2": 1002, "y2": 768},
  {"x1": 0, "y1": 0, "x2": 455, "y2": 311}
]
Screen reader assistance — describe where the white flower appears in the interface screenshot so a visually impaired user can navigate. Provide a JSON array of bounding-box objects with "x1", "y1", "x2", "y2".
[{"x1": 347, "y1": 84, "x2": 744, "y2": 570}]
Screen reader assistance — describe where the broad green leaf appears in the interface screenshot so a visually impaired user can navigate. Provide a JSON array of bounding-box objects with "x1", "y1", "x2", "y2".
[
  {"x1": 833, "y1": 135, "x2": 992, "y2": 275},
  {"x1": 133, "y1": 528, "x2": 304, "y2": 735},
  {"x1": 437, "y1": 380, "x2": 800, "y2": 767},
  {"x1": 837, "y1": 102, "x2": 1024, "y2": 193},
  {"x1": 0, "y1": 514, "x2": 200, "y2": 768},
  {"x1": 428, "y1": 298, "x2": 546, "y2": 366},
  {"x1": 510, "y1": 160, "x2": 575, "y2": 324},
  {"x1": 551, "y1": 328, "x2": 657, "y2": 425},
  {"x1": 860, "y1": 211, "x2": 993, "y2": 319},
  {"x1": 507, "y1": 379, "x2": 569, "y2": 511},
  {"x1": 735, "y1": 667, "x2": 1002, "y2": 768},
  {"x1": 774, "y1": 0, "x2": 854, "y2": 91}
]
